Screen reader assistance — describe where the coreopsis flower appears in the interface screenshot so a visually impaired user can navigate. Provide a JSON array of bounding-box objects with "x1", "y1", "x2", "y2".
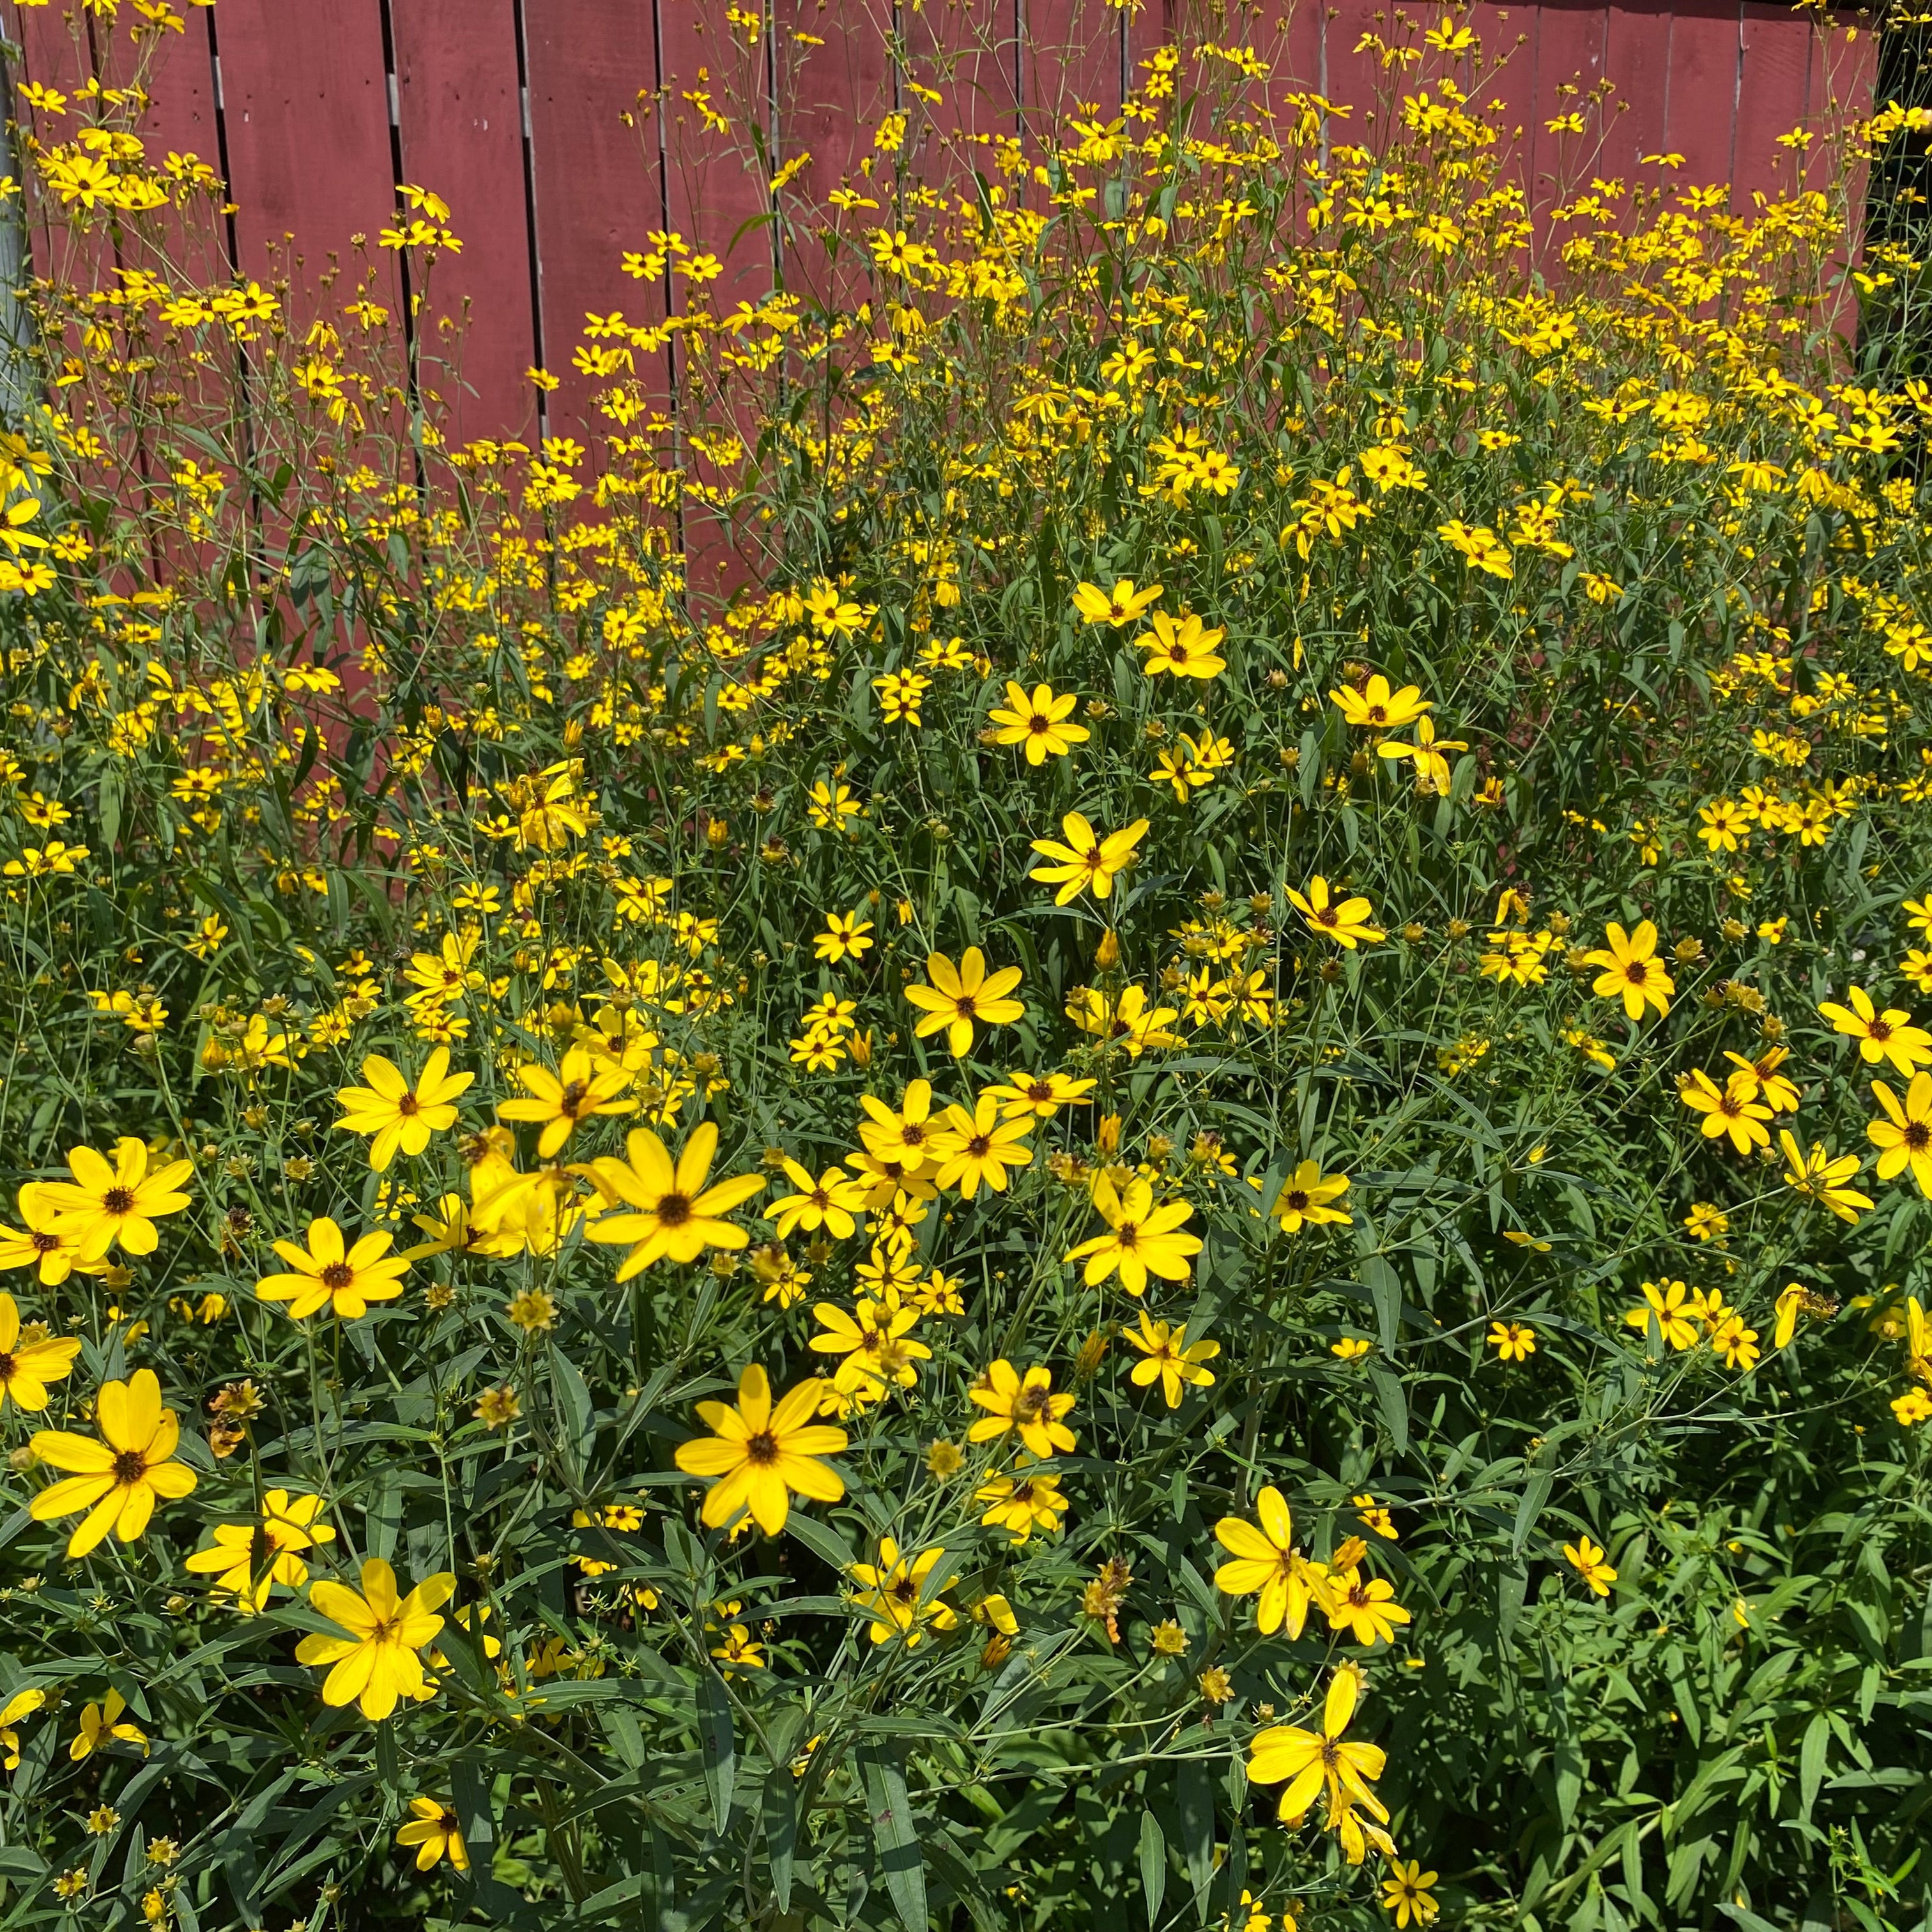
[
  {"x1": 333, "y1": 1048, "x2": 474, "y2": 1170},
  {"x1": 497, "y1": 1046, "x2": 636, "y2": 1157},
  {"x1": 1488, "y1": 1321, "x2": 1537, "y2": 1361},
  {"x1": 768, "y1": 1161, "x2": 869, "y2": 1240},
  {"x1": 28, "y1": 1369, "x2": 198, "y2": 1556},
  {"x1": 1678, "y1": 1068, "x2": 1774, "y2": 1156},
  {"x1": 1286, "y1": 876, "x2": 1384, "y2": 949},
  {"x1": 70, "y1": 1692, "x2": 146, "y2": 1761},
  {"x1": 1330, "y1": 673, "x2": 1430, "y2": 731},
  {"x1": 1380, "y1": 1860, "x2": 1441, "y2": 1928},
  {"x1": 857, "y1": 1078, "x2": 940, "y2": 1169},
  {"x1": 1066, "y1": 984, "x2": 1181, "y2": 1056},
  {"x1": 1246, "y1": 1662, "x2": 1387, "y2": 1827},
  {"x1": 0, "y1": 1290, "x2": 80, "y2": 1411},
  {"x1": 0, "y1": 1183, "x2": 100, "y2": 1285},
  {"x1": 1214, "y1": 1487, "x2": 1329, "y2": 1637},
  {"x1": 296, "y1": 1558, "x2": 456, "y2": 1720},
  {"x1": 988, "y1": 680, "x2": 1090, "y2": 762},
  {"x1": 1563, "y1": 1534, "x2": 1617, "y2": 1596},
  {"x1": 813, "y1": 911, "x2": 875, "y2": 964},
  {"x1": 976, "y1": 1469, "x2": 1068, "y2": 1543},
  {"x1": 1073, "y1": 577, "x2": 1163, "y2": 625},
  {"x1": 1819, "y1": 986, "x2": 1932, "y2": 1077},
  {"x1": 1582, "y1": 921, "x2": 1673, "y2": 1020},
  {"x1": 985, "y1": 1068, "x2": 1096, "y2": 1119},
  {"x1": 1064, "y1": 1176, "x2": 1202, "y2": 1296},
  {"x1": 1625, "y1": 1277, "x2": 1699, "y2": 1351},
  {"x1": 1867, "y1": 1074, "x2": 1932, "y2": 1195},
  {"x1": 183, "y1": 1491, "x2": 336, "y2": 1610},
  {"x1": 1270, "y1": 1160, "x2": 1353, "y2": 1232},
  {"x1": 673, "y1": 1363, "x2": 848, "y2": 1535},
  {"x1": 1712, "y1": 1313, "x2": 1761, "y2": 1370},
  {"x1": 256, "y1": 1218, "x2": 410, "y2": 1321},
  {"x1": 926, "y1": 1096, "x2": 1034, "y2": 1199},
  {"x1": 582, "y1": 1123, "x2": 765, "y2": 1276},
  {"x1": 968, "y1": 1359, "x2": 1076, "y2": 1458},
  {"x1": 1376, "y1": 715, "x2": 1466, "y2": 792},
  {"x1": 1324, "y1": 1563, "x2": 1411, "y2": 1646},
  {"x1": 1028, "y1": 813, "x2": 1147, "y2": 904},
  {"x1": 1725, "y1": 1045, "x2": 1800, "y2": 1113},
  {"x1": 397, "y1": 1797, "x2": 469, "y2": 1873},
  {"x1": 0, "y1": 1687, "x2": 44, "y2": 1770},
  {"x1": 1779, "y1": 1131, "x2": 1873, "y2": 1222},
  {"x1": 1122, "y1": 1310, "x2": 1220, "y2": 1407},
  {"x1": 809, "y1": 1298, "x2": 930, "y2": 1394},
  {"x1": 903, "y1": 948, "x2": 1025, "y2": 1056},
  {"x1": 1134, "y1": 610, "x2": 1227, "y2": 678},
  {"x1": 848, "y1": 1538, "x2": 958, "y2": 1646},
  {"x1": 39, "y1": 1138, "x2": 192, "y2": 1261}
]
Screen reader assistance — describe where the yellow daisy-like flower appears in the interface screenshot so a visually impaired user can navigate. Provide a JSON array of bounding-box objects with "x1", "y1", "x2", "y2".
[
  {"x1": 1064, "y1": 1175, "x2": 1202, "y2": 1296},
  {"x1": 255, "y1": 1218, "x2": 410, "y2": 1321},
  {"x1": 39, "y1": 1137, "x2": 193, "y2": 1261},
  {"x1": 582, "y1": 1123, "x2": 765, "y2": 1278},
  {"x1": 1286, "y1": 876, "x2": 1384, "y2": 949},
  {"x1": 673, "y1": 1363, "x2": 849, "y2": 1536},
  {"x1": 29, "y1": 1369, "x2": 198, "y2": 1557},
  {"x1": 396, "y1": 1797, "x2": 470, "y2": 1873},
  {"x1": 296, "y1": 1558, "x2": 456, "y2": 1721},
  {"x1": 848, "y1": 1537, "x2": 958, "y2": 1646},
  {"x1": 1214, "y1": 1485, "x2": 1330, "y2": 1637},
  {"x1": 0, "y1": 1289, "x2": 80, "y2": 1411},
  {"x1": 1581, "y1": 920, "x2": 1673, "y2": 1021},
  {"x1": 903, "y1": 948, "x2": 1025, "y2": 1057},
  {"x1": 988, "y1": 681, "x2": 1090, "y2": 763},
  {"x1": 183, "y1": 1490, "x2": 336, "y2": 1611},
  {"x1": 967, "y1": 1358, "x2": 1076, "y2": 1459},
  {"x1": 333, "y1": 1047, "x2": 475, "y2": 1171},
  {"x1": 1122, "y1": 1310, "x2": 1220, "y2": 1408},
  {"x1": 497, "y1": 1045, "x2": 636, "y2": 1157}
]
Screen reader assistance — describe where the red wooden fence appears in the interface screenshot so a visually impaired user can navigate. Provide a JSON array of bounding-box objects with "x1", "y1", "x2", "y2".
[{"x1": 3, "y1": 0, "x2": 1882, "y2": 448}]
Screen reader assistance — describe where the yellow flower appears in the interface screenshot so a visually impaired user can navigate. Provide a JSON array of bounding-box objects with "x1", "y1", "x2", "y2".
[
  {"x1": 1121, "y1": 1309, "x2": 1220, "y2": 1407},
  {"x1": 1563, "y1": 1533, "x2": 1617, "y2": 1596},
  {"x1": 985, "y1": 1068, "x2": 1096, "y2": 1119},
  {"x1": 1868, "y1": 1073, "x2": 1932, "y2": 1195},
  {"x1": 1376, "y1": 715, "x2": 1466, "y2": 792},
  {"x1": 673, "y1": 1363, "x2": 848, "y2": 1535},
  {"x1": 1381, "y1": 1860, "x2": 1441, "y2": 1928},
  {"x1": 1677, "y1": 1068, "x2": 1774, "y2": 1156},
  {"x1": 1028, "y1": 813, "x2": 1147, "y2": 904},
  {"x1": 1271, "y1": 1160, "x2": 1353, "y2": 1232},
  {"x1": 1286, "y1": 876, "x2": 1384, "y2": 949},
  {"x1": 988, "y1": 680, "x2": 1090, "y2": 762},
  {"x1": 1582, "y1": 921, "x2": 1673, "y2": 1021},
  {"x1": 29, "y1": 1368, "x2": 198, "y2": 1557},
  {"x1": 69, "y1": 1691, "x2": 146, "y2": 1761},
  {"x1": 1487, "y1": 1321, "x2": 1537, "y2": 1361},
  {"x1": 0, "y1": 1183, "x2": 102, "y2": 1286},
  {"x1": 808, "y1": 1298, "x2": 931, "y2": 1395},
  {"x1": 0, "y1": 1289, "x2": 80, "y2": 1410},
  {"x1": 296, "y1": 1558, "x2": 456, "y2": 1720},
  {"x1": 903, "y1": 947, "x2": 1025, "y2": 1057},
  {"x1": 1778, "y1": 1131, "x2": 1873, "y2": 1223},
  {"x1": 967, "y1": 1358, "x2": 1076, "y2": 1458},
  {"x1": 926, "y1": 1095, "x2": 1034, "y2": 1199},
  {"x1": 1820, "y1": 985, "x2": 1932, "y2": 1078},
  {"x1": 1247, "y1": 1662, "x2": 1387, "y2": 1827},
  {"x1": 1625, "y1": 1277, "x2": 1699, "y2": 1351},
  {"x1": 1133, "y1": 609, "x2": 1227, "y2": 678},
  {"x1": 396, "y1": 1797, "x2": 470, "y2": 1873},
  {"x1": 1072, "y1": 576, "x2": 1162, "y2": 625},
  {"x1": 975, "y1": 1469, "x2": 1068, "y2": 1542},
  {"x1": 332, "y1": 1048, "x2": 474, "y2": 1170},
  {"x1": 0, "y1": 1687, "x2": 45, "y2": 1770},
  {"x1": 256, "y1": 1218, "x2": 410, "y2": 1321},
  {"x1": 848, "y1": 1538, "x2": 958, "y2": 1645},
  {"x1": 768, "y1": 1161, "x2": 869, "y2": 1241},
  {"x1": 497, "y1": 1046, "x2": 636, "y2": 1157},
  {"x1": 183, "y1": 1491, "x2": 335, "y2": 1610},
  {"x1": 1330, "y1": 673, "x2": 1430, "y2": 731},
  {"x1": 1215, "y1": 1486, "x2": 1330, "y2": 1637},
  {"x1": 1324, "y1": 1563, "x2": 1411, "y2": 1646},
  {"x1": 813, "y1": 911, "x2": 875, "y2": 964},
  {"x1": 39, "y1": 1137, "x2": 193, "y2": 1261},
  {"x1": 583, "y1": 1123, "x2": 765, "y2": 1276},
  {"x1": 1064, "y1": 1174, "x2": 1202, "y2": 1296}
]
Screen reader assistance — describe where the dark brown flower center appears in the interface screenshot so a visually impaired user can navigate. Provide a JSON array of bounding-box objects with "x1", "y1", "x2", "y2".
[
  {"x1": 657, "y1": 1192, "x2": 692, "y2": 1227},
  {"x1": 1284, "y1": 1190, "x2": 1311, "y2": 1212},
  {"x1": 320, "y1": 1262, "x2": 355, "y2": 1290},
  {"x1": 1906, "y1": 1123, "x2": 1931, "y2": 1151},
  {"x1": 29, "y1": 1230, "x2": 57, "y2": 1254},
  {"x1": 397, "y1": 1094, "x2": 420, "y2": 1117},
  {"x1": 1869, "y1": 1018, "x2": 1894, "y2": 1041},
  {"x1": 954, "y1": 995, "x2": 977, "y2": 1018},
  {"x1": 102, "y1": 1187, "x2": 135, "y2": 1216},
  {"x1": 1014, "y1": 1386, "x2": 1047, "y2": 1422},
  {"x1": 745, "y1": 1429, "x2": 778, "y2": 1465},
  {"x1": 560, "y1": 1080, "x2": 589, "y2": 1114},
  {"x1": 112, "y1": 1449, "x2": 147, "y2": 1484}
]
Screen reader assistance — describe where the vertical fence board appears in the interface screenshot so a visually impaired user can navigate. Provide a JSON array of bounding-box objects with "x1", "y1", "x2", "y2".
[
  {"x1": 1733, "y1": 3, "x2": 1810, "y2": 211},
  {"x1": 1467, "y1": 4, "x2": 1540, "y2": 190},
  {"x1": 1023, "y1": 0, "x2": 1125, "y2": 134},
  {"x1": 215, "y1": 0, "x2": 396, "y2": 312},
  {"x1": 392, "y1": 0, "x2": 535, "y2": 448},
  {"x1": 1660, "y1": 0, "x2": 1740, "y2": 190},
  {"x1": 1598, "y1": 0, "x2": 1671, "y2": 190},
  {"x1": 1528, "y1": 0, "x2": 1607, "y2": 223},
  {"x1": 523, "y1": 0, "x2": 661, "y2": 447}
]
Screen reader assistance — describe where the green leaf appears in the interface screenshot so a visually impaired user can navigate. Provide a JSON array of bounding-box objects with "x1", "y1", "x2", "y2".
[
  {"x1": 698, "y1": 1669, "x2": 735, "y2": 1834},
  {"x1": 1139, "y1": 1807, "x2": 1167, "y2": 1929},
  {"x1": 860, "y1": 1745, "x2": 928, "y2": 1932},
  {"x1": 1176, "y1": 1758, "x2": 1215, "y2": 1920},
  {"x1": 763, "y1": 1767, "x2": 798, "y2": 1914},
  {"x1": 1799, "y1": 1711, "x2": 1830, "y2": 1822}
]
